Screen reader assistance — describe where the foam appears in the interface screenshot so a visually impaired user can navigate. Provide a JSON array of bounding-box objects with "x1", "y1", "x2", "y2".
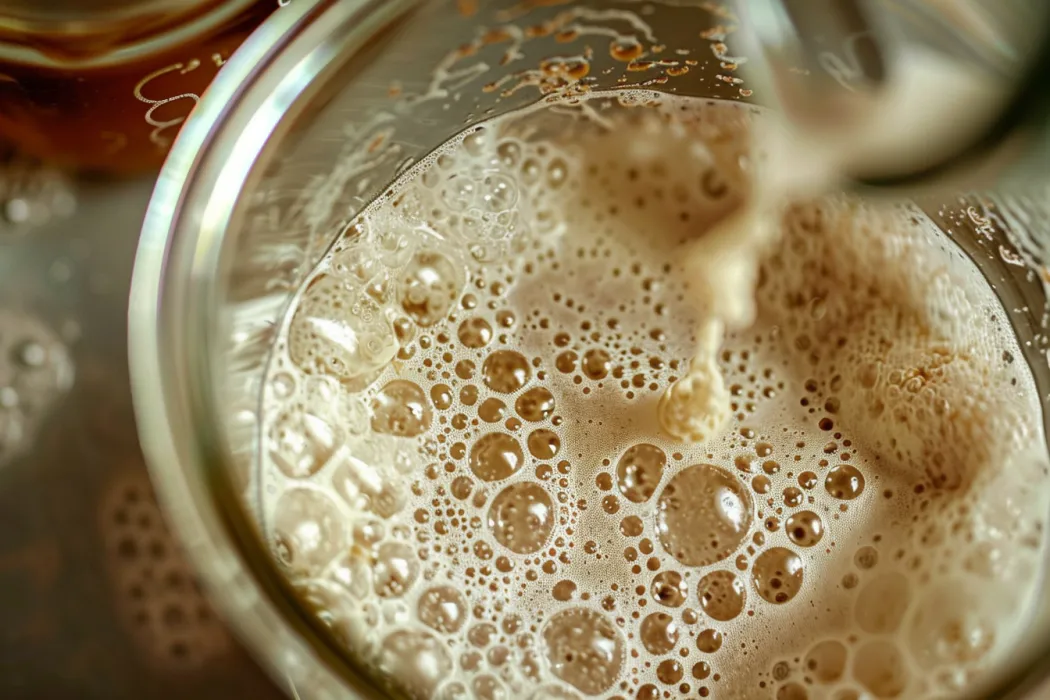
[{"x1": 254, "y1": 91, "x2": 1049, "y2": 699}]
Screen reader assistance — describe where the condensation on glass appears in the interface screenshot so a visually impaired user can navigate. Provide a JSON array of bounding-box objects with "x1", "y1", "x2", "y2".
[{"x1": 0, "y1": 0, "x2": 283, "y2": 173}]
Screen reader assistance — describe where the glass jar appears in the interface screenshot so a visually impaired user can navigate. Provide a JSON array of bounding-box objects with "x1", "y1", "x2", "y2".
[
  {"x1": 0, "y1": 0, "x2": 281, "y2": 173},
  {"x1": 128, "y1": 1, "x2": 1050, "y2": 698}
]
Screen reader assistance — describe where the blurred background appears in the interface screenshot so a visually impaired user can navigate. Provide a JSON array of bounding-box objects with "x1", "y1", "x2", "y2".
[{"x1": 0, "y1": 1, "x2": 286, "y2": 697}]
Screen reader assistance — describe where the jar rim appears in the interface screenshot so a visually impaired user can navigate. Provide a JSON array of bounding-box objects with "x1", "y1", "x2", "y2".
[{"x1": 129, "y1": 0, "x2": 406, "y2": 697}]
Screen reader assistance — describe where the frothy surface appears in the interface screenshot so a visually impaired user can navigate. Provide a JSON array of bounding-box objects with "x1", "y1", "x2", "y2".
[{"x1": 255, "y1": 92, "x2": 1049, "y2": 699}]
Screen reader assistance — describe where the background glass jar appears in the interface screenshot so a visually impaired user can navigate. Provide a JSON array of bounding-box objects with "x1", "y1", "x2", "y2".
[
  {"x1": 0, "y1": 0, "x2": 282, "y2": 173},
  {"x1": 129, "y1": 1, "x2": 1050, "y2": 698}
]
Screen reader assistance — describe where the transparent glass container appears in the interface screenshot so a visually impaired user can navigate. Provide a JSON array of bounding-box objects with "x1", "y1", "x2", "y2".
[
  {"x1": 129, "y1": 0, "x2": 1050, "y2": 698},
  {"x1": 0, "y1": 0, "x2": 280, "y2": 173}
]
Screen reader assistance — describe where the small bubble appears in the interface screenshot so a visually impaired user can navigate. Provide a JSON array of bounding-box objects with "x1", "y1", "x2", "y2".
[
  {"x1": 470, "y1": 432, "x2": 524, "y2": 481},
  {"x1": 488, "y1": 482, "x2": 554, "y2": 553},
  {"x1": 556, "y1": 351, "x2": 578, "y2": 374},
  {"x1": 751, "y1": 475, "x2": 771, "y2": 494},
  {"x1": 651, "y1": 571, "x2": 688, "y2": 607},
  {"x1": 459, "y1": 317, "x2": 494, "y2": 348},
  {"x1": 430, "y1": 384, "x2": 453, "y2": 410},
  {"x1": 655, "y1": 464, "x2": 753, "y2": 567},
  {"x1": 479, "y1": 397, "x2": 507, "y2": 423},
  {"x1": 776, "y1": 682, "x2": 808, "y2": 700},
  {"x1": 371, "y1": 380, "x2": 432, "y2": 437},
  {"x1": 825, "y1": 465, "x2": 865, "y2": 500},
  {"x1": 692, "y1": 661, "x2": 711, "y2": 679},
  {"x1": 853, "y1": 641, "x2": 908, "y2": 698},
  {"x1": 620, "y1": 515, "x2": 644, "y2": 537},
  {"x1": 528, "y1": 429, "x2": 561, "y2": 459},
  {"x1": 553, "y1": 579, "x2": 578, "y2": 601},
  {"x1": 516, "y1": 386, "x2": 556, "y2": 421},
  {"x1": 657, "y1": 659, "x2": 684, "y2": 685},
  {"x1": 419, "y1": 586, "x2": 468, "y2": 633},
  {"x1": 374, "y1": 541, "x2": 420, "y2": 597},
  {"x1": 640, "y1": 612, "x2": 679, "y2": 654},
  {"x1": 378, "y1": 630, "x2": 452, "y2": 698},
  {"x1": 398, "y1": 249, "x2": 464, "y2": 327},
  {"x1": 782, "y1": 486, "x2": 803, "y2": 508},
  {"x1": 854, "y1": 546, "x2": 879, "y2": 570},
  {"x1": 451, "y1": 476, "x2": 474, "y2": 500},
  {"x1": 785, "y1": 511, "x2": 824, "y2": 547},
  {"x1": 542, "y1": 608, "x2": 625, "y2": 695},
  {"x1": 582, "y1": 349, "x2": 612, "y2": 380},
  {"x1": 459, "y1": 385, "x2": 479, "y2": 406},
  {"x1": 751, "y1": 547, "x2": 804, "y2": 604},
  {"x1": 616, "y1": 444, "x2": 667, "y2": 503},
  {"x1": 483, "y1": 350, "x2": 531, "y2": 393},
  {"x1": 272, "y1": 488, "x2": 346, "y2": 576},
  {"x1": 696, "y1": 628, "x2": 722, "y2": 653},
  {"x1": 696, "y1": 570, "x2": 746, "y2": 621},
  {"x1": 805, "y1": 639, "x2": 847, "y2": 683},
  {"x1": 496, "y1": 310, "x2": 516, "y2": 328},
  {"x1": 456, "y1": 359, "x2": 476, "y2": 380}
]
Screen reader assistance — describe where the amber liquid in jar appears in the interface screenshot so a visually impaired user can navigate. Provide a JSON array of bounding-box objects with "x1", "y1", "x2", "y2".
[{"x1": 0, "y1": 0, "x2": 280, "y2": 173}]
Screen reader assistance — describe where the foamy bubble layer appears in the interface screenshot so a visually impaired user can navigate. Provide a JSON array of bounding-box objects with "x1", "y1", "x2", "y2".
[{"x1": 255, "y1": 91, "x2": 1049, "y2": 699}]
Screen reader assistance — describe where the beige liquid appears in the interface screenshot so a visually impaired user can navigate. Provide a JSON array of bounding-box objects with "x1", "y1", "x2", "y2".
[{"x1": 256, "y1": 91, "x2": 1049, "y2": 699}]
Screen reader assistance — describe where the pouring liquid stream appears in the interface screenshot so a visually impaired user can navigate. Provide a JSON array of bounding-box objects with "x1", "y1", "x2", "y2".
[{"x1": 661, "y1": 47, "x2": 1003, "y2": 442}]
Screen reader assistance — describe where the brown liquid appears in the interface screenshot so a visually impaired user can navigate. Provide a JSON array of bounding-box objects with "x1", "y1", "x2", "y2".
[{"x1": 0, "y1": 1, "x2": 278, "y2": 173}]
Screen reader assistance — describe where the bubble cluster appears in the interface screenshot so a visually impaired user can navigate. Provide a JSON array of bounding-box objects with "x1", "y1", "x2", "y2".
[{"x1": 255, "y1": 88, "x2": 1049, "y2": 699}]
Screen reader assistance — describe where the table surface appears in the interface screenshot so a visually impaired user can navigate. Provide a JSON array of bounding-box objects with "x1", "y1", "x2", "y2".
[{"x1": 0, "y1": 162, "x2": 286, "y2": 700}]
